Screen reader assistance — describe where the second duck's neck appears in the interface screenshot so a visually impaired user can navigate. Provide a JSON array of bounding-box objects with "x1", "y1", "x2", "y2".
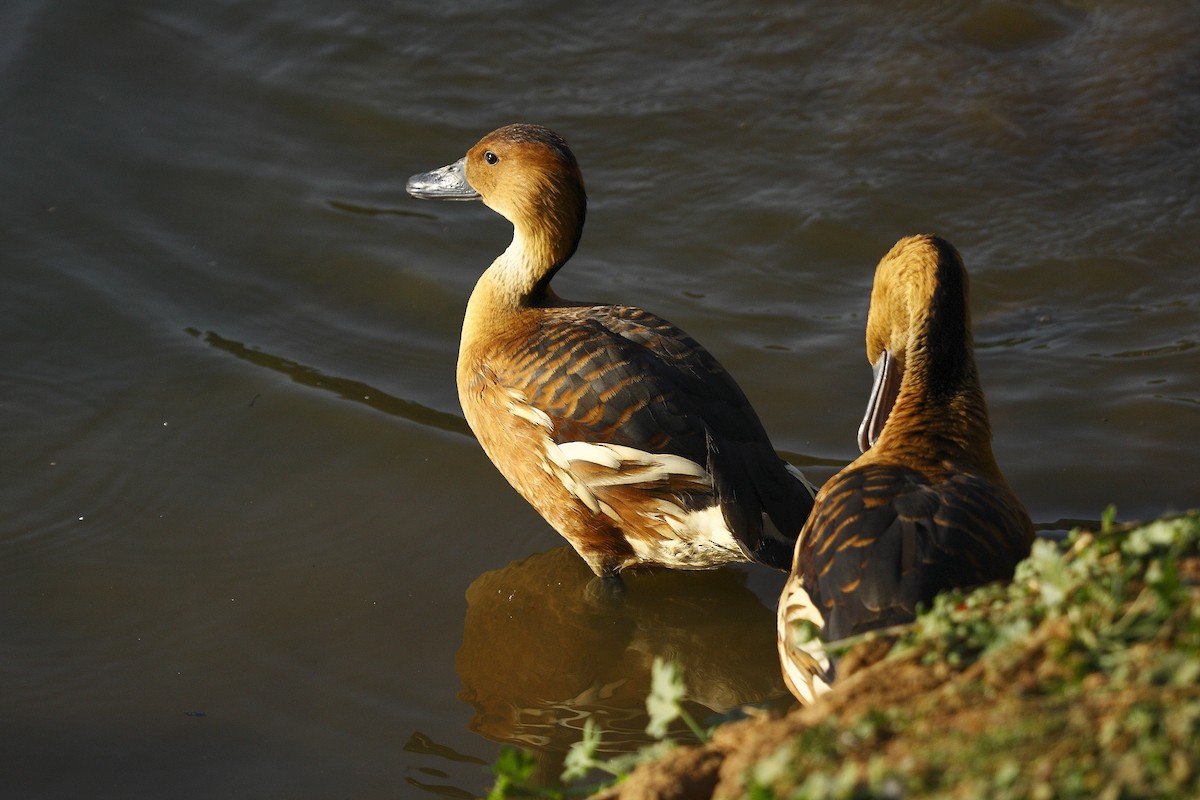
[
  {"x1": 887, "y1": 341, "x2": 994, "y2": 468},
  {"x1": 879, "y1": 281, "x2": 999, "y2": 473}
]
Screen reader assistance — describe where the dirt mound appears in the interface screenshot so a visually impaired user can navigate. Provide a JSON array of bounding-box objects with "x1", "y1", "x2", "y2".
[{"x1": 592, "y1": 512, "x2": 1200, "y2": 799}]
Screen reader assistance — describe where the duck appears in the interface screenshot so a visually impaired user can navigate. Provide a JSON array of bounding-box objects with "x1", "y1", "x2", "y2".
[
  {"x1": 776, "y1": 234, "x2": 1034, "y2": 703},
  {"x1": 406, "y1": 123, "x2": 816, "y2": 578}
]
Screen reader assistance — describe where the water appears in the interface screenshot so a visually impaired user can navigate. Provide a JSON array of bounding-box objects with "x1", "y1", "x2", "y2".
[{"x1": 2, "y1": 0, "x2": 1198, "y2": 796}]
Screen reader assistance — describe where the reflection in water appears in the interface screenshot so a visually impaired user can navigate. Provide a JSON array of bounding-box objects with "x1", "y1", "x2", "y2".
[
  {"x1": 456, "y1": 547, "x2": 790, "y2": 777},
  {"x1": 399, "y1": 734, "x2": 487, "y2": 800},
  {"x1": 403, "y1": 731, "x2": 488, "y2": 766}
]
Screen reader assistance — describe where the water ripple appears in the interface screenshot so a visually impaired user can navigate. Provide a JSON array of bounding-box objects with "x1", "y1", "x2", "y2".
[{"x1": 187, "y1": 328, "x2": 472, "y2": 438}]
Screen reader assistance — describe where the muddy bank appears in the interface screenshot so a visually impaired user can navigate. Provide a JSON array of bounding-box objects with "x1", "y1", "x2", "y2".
[{"x1": 590, "y1": 512, "x2": 1200, "y2": 799}]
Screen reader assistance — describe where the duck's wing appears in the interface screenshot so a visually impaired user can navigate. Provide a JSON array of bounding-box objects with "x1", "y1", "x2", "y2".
[
  {"x1": 798, "y1": 462, "x2": 1033, "y2": 641},
  {"x1": 489, "y1": 303, "x2": 814, "y2": 560}
]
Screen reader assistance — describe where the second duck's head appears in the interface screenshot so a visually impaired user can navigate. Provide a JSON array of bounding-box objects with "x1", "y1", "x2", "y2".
[
  {"x1": 858, "y1": 234, "x2": 975, "y2": 452},
  {"x1": 407, "y1": 124, "x2": 588, "y2": 267}
]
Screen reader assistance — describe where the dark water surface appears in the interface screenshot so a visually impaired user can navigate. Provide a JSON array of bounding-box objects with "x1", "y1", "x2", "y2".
[{"x1": 3, "y1": 0, "x2": 1198, "y2": 796}]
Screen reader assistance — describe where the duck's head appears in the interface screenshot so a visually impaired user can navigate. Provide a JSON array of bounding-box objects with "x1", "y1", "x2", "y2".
[
  {"x1": 857, "y1": 234, "x2": 973, "y2": 452},
  {"x1": 407, "y1": 124, "x2": 587, "y2": 277}
]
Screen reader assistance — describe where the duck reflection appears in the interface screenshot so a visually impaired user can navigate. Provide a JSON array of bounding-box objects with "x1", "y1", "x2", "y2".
[{"x1": 456, "y1": 546, "x2": 790, "y2": 762}]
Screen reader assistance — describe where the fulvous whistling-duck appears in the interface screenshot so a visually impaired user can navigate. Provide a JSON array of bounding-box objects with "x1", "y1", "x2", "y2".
[
  {"x1": 407, "y1": 124, "x2": 815, "y2": 578},
  {"x1": 777, "y1": 234, "x2": 1034, "y2": 703}
]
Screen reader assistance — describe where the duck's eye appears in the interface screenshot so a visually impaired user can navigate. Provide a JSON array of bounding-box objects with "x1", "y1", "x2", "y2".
[{"x1": 484, "y1": 151, "x2": 499, "y2": 165}]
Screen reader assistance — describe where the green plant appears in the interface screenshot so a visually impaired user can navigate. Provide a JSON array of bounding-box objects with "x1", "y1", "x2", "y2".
[{"x1": 486, "y1": 656, "x2": 709, "y2": 798}]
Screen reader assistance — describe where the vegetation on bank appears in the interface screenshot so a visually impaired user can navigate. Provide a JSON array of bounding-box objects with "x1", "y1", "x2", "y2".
[{"x1": 485, "y1": 509, "x2": 1200, "y2": 799}]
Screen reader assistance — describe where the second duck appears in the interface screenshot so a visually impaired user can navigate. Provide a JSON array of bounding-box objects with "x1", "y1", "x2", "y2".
[{"x1": 777, "y1": 234, "x2": 1035, "y2": 703}]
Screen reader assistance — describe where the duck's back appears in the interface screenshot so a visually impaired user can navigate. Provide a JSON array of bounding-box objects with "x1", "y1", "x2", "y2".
[
  {"x1": 458, "y1": 302, "x2": 814, "y2": 575},
  {"x1": 796, "y1": 459, "x2": 1033, "y2": 641}
]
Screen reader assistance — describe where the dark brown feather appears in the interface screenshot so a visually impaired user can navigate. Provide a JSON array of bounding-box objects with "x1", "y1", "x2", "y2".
[{"x1": 798, "y1": 462, "x2": 1032, "y2": 641}]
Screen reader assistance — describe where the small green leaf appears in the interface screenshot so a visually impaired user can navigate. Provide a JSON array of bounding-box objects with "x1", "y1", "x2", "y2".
[
  {"x1": 561, "y1": 717, "x2": 603, "y2": 782},
  {"x1": 487, "y1": 747, "x2": 539, "y2": 800},
  {"x1": 646, "y1": 657, "x2": 686, "y2": 739},
  {"x1": 1101, "y1": 504, "x2": 1117, "y2": 533}
]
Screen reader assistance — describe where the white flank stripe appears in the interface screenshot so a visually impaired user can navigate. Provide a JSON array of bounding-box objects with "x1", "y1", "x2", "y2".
[
  {"x1": 556, "y1": 441, "x2": 625, "y2": 469},
  {"x1": 555, "y1": 442, "x2": 709, "y2": 487},
  {"x1": 505, "y1": 390, "x2": 553, "y2": 430},
  {"x1": 541, "y1": 440, "x2": 746, "y2": 568}
]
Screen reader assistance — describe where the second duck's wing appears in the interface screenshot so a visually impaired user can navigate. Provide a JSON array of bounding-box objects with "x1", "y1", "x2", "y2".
[{"x1": 798, "y1": 462, "x2": 1033, "y2": 642}]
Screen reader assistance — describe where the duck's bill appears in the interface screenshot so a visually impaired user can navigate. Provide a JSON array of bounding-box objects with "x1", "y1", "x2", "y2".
[
  {"x1": 857, "y1": 348, "x2": 900, "y2": 453},
  {"x1": 406, "y1": 157, "x2": 480, "y2": 200}
]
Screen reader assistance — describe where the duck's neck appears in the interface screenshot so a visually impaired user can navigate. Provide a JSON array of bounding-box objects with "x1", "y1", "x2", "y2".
[
  {"x1": 463, "y1": 196, "x2": 585, "y2": 330},
  {"x1": 888, "y1": 345, "x2": 995, "y2": 469},
  {"x1": 879, "y1": 277, "x2": 1000, "y2": 475}
]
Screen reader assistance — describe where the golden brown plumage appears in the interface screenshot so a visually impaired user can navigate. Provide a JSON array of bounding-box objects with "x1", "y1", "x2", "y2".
[
  {"x1": 777, "y1": 234, "x2": 1034, "y2": 703},
  {"x1": 407, "y1": 124, "x2": 815, "y2": 577}
]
